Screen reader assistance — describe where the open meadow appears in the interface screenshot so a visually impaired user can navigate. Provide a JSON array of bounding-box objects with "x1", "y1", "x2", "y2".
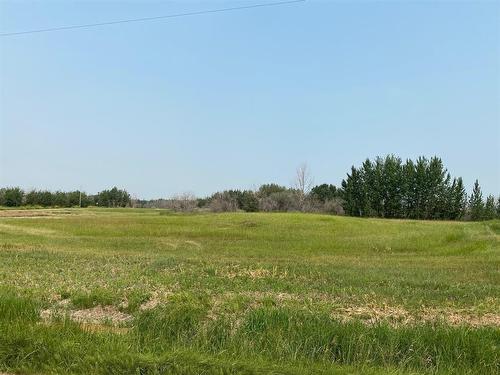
[{"x1": 0, "y1": 208, "x2": 499, "y2": 374}]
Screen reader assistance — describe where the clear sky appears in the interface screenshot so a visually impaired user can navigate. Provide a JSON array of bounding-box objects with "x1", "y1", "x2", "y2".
[{"x1": 1, "y1": 0, "x2": 499, "y2": 199}]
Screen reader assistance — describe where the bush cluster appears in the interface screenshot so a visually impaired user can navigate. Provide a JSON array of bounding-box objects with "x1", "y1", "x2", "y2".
[{"x1": 196, "y1": 183, "x2": 344, "y2": 214}]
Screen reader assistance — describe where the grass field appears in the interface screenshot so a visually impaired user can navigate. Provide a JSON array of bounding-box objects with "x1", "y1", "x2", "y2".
[{"x1": 0, "y1": 208, "x2": 499, "y2": 374}]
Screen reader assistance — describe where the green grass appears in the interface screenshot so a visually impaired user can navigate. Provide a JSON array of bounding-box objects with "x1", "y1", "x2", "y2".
[{"x1": 0, "y1": 208, "x2": 499, "y2": 374}]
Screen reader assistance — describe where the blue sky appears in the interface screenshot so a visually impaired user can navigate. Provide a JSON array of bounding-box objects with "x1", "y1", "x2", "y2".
[{"x1": 1, "y1": 0, "x2": 499, "y2": 199}]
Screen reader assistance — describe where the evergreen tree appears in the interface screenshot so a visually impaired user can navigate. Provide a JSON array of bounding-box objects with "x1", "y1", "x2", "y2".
[
  {"x1": 414, "y1": 158, "x2": 426, "y2": 219},
  {"x1": 424, "y1": 157, "x2": 448, "y2": 219},
  {"x1": 96, "y1": 187, "x2": 131, "y2": 207},
  {"x1": 372, "y1": 157, "x2": 385, "y2": 217},
  {"x1": 484, "y1": 195, "x2": 496, "y2": 220},
  {"x1": 402, "y1": 159, "x2": 416, "y2": 218},
  {"x1": 496, "y1": 196, "x2": 500, "y2": 219},
  {"x1": 448, "y1": 177, "x2": 466, "y2": 220},
  {"x1": 381, "y1": 155, "x2": 403, "y2": 218},
  {"x1": 341, "y1": 166, "x2": 365, "y2": 216},
  {"x1": 360, "y1": 159, "x2": 375, "y2": 216},
  {"x1": 468, "y1": 180, "x2": 484, "y2": 221},
  {"x1": 339, "y1": 155, "x2": 470, "y2": 221}
]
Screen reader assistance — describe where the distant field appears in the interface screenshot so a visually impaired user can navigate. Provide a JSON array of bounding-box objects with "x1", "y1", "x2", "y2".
[{"x1": 0, "y1": 208, "x2": 498, "y2": 374}]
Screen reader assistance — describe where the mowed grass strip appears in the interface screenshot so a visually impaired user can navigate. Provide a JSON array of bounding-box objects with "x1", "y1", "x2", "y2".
[{"x1": 0, "y1": 209, "x2": 499, "y2": 374}]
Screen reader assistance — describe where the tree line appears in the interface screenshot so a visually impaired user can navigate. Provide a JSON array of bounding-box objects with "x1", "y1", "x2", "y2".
[
  {"x1": 341, "y1": 156, "x2": 498, "y2": 221},
  {"x1": 0, "y1": 187, "x2": 130, "y2": 208},
  {"x1": 1, "y1": 155, "x2": 498, "y2": 221}
]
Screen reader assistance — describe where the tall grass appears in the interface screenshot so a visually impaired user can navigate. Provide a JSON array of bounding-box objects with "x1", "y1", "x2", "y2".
[{"x1": 1, "y1": 291, "x2": 498, "y2": 374}]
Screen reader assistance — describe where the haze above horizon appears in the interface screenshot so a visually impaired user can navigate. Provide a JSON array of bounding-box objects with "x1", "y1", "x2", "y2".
[{"x1": 1, "y1": 0, "x2": 499, "y2": 199}]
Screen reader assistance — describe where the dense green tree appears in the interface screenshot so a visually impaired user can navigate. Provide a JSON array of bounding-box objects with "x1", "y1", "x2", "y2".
[
  {"x1": 401, "y1": 159, "x2": 415, "y2": 218},
  {"x1": 447, "y1": 177, "x2": 467, "y2": 220},
  {"x1": 380, "y1": 155, "x2": 403, "y2": 218},
  {"x1": 423, "y1": 157, "x2": 447, "y2": 219},
  {"x1": 53, "y1": 191, "x2": 69, "y2": 207},
  {"x1": 310, "y1": 184, "x2": 338, "y2": 203},
  {"x1": 412, "y1": 157, "x2": 429, "y2": 219},
  {"x1": 96, "y1": 187, "x2": 130, "y2": 207},
  {"x1": 238, "y1": 191, "x2": 259, "y2": 212},
  {"x1": 468, "y1": 180, "x2": 484, "y2": 221},
  {"x1": 38, "y1": 191, "x2": 54, "y2": 207},
  {"x1": 67, "y1": 191, "x2": 82, "y2": 207},
  {"x1": 22, "y1": 189, "x2": 90, "y2": 207},
  {"x1": 340, "y1": 155, "x2": 472, "y2": 220},
  {"x1": 341, "y1": 166, "x2": 365, "y2": 217},
  {"x1": 257, "y1": 184, "x2": 287, "y2": 198},
  {"x1": 24, "y1": 190, "x2": 39, "y2": 206},
  {"x1": 0, "y1": 187, "x2": 24, "y2": 207},
  {"x1": 360, "y1": 159, "x2": 377, "y2": 216},
  {"x1": 484, "y1": 195, "x2": 496, "y2": 220}
]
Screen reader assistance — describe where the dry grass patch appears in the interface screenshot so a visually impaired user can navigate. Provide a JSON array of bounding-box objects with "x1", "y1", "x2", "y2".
[
  {"x1": 204, "y1": 292, "x2": 500, "y2": 328},
  {"x1": 331, "y1": 304, "x2": 500, "y2": 327},
  {"x1": 139, "y1": 291, "x2": 162, "y2": 311},
  {"x1": 420, "y1": 309, "x2": 500, "y2": 327},
  {"x1": 41, "y1": 301, "x2": 132, "y2": 326},
  {"x1": 70, "y1": 305, "x2": 132, "y2": 325},
  {"x1": 0, "y1": 209, "x2": 79, "y2": 218}
]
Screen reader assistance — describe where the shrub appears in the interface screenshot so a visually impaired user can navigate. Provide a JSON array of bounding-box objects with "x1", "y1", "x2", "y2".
[
  {"x1": 259, "y1": 191, "x2": 300, "y2": 212},
  {"x1": 305, "y1": 197, "x2": 344, "y2": 215},
  {"x1": 209, "y1": 192, "x2": 239, "y2": 212},
  {"x1": 165, "y1": 193, "x2": 198, "y2": 212}
]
